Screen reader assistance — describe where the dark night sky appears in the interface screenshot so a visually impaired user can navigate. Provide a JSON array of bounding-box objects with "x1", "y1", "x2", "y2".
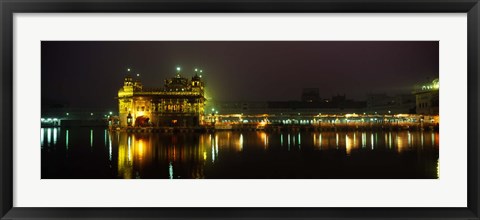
[{"x1": 41, "y1": 41, "x2": 438, "y2": 109}]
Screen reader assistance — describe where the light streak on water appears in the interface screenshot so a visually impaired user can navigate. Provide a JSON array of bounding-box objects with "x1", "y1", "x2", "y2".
[
  {"x1": 336, "y1": 133, "x2": 339, "y2": 148},
  {"x1": 319, "y1": 134, "x2": 322, "y2": 149},
  {"x1": 389, "y1": 132, "x2": 392, "y2": 149},
  {"x1": 108, "y1": 133, "x2": 112, "y2": 161},
  {"x1": 288, "y1": 134, "x2": 291, "y2": 151},
  {"x1": 41, "y1": 128, "x2": 44, "y2": 147},
  {"x1": 90, "y1": 129, "x2": 94, "y2": 147},
  {"x1": 47, "y1": 128, "x2": 51, "y2": 146},
  {"x1": 280, "y1": 134, "x2": 284, "y2": 147},
  {"x1": 127, "y1": 136, "x2": 132, "y2": 162},
  {"x1": 65, "y1": 130, "x2": 69, "y2": 150},
  {"x1": 53, "y1": 128, "x2": 57, "y2": 145},
  {"x1": 239, "y1": 134, "x2": 244, "y2": 151},
  {"x1": 431, "y1": 132, "x2": 435, "y2": 146},
  {"x1": 370, "y1": 133, "x2": 374, "y2": 150},
  {"x1": 361, "y1": 132, "x2": 366, "y2": 148}
]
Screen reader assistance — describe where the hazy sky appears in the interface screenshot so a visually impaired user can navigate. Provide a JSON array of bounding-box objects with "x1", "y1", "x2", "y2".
[{"x1": 42, "y1": 41, "x2": 438, "y2": 109}]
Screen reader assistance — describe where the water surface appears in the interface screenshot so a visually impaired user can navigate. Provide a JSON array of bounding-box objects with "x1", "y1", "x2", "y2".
[{"x1": 41, "y1": 127, "x2": 439, "y2": 179}]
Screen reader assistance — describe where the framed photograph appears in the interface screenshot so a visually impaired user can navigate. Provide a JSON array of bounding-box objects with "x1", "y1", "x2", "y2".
[{"x1": 1, "y1": 0, "x2": 479, "y2": 219}]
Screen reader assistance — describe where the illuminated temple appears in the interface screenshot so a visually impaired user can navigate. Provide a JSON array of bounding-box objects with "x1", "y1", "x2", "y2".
[{"x1": 117, "y1": 69, "x2": 206, "y2": 127}]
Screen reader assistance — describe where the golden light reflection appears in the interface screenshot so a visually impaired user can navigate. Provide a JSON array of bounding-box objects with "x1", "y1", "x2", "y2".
[
  {"x1": 388, "y1": 132, "x2": 392, "y2": 149},
  {"x1": 112, "y1": 130, "x2": 438, "y2": 179},
  {"x1": 319, "y1": 134, "x2": 322, "y2": 149},
  {"x1": 361, "y1": 132, "x2": 366, "y2": 148},
  {"x1": 345, "y1": 134, "x2": 352, "y2": 155},
  {"x1": 397, "y1": 134, "x2": 405, "y2": 153}
]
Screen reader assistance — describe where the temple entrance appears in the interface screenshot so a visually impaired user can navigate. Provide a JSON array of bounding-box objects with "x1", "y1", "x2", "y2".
[{"x1": 135, "y1": 116, "x2": 150, "y2": 127}]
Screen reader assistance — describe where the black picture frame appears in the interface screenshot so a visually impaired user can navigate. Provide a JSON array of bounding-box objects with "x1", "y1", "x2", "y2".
[{"x1": 1, "y1": 0, "x2": 479, "y2": 219}]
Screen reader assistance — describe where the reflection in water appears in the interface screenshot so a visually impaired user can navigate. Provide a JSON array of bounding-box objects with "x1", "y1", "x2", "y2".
[
  {"x1": 53, "y1": 128, "x2": 57, "y2": 145},
  {"x1": 90, "y1": 129, "x2": 93, "y2": 147},
  {"x1": 370, "y1": 133, "x2": 374, "y2": 150},
  {"x1": 42, "y1": 128, "x2": 439, "y2": 179},
  {"x1": 47, "y1": 128, "x2": 51, "y2": 146},
  {"x1": 66, "y1": 130, "x2": 69, "y2": 150},
  {"x1": 40, "y1": 128, "x2": 44, "y2": 147}
]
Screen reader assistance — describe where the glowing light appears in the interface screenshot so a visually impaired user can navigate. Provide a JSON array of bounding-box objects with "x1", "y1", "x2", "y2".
[
  {"x1": 200, "y1": 70, "x2": 203, "y2": 73},
  {"x1": 408, "y1": 131, "x2": 412, "y2": 146},
  {"x1": 176, "y1": 67, "x2": 181, "y2": 71},
  {"x1": 336, "y1": 133, "x2": 339, "y2": 148},
  {"x1": 47, "y1": 128, "x2": 51, "y2": 146},
  {"x1": 66, "y1": 113, "x2": 69, "y2": 116},
  {"x1": 215, "y1": 135, "x2": 219, "y2": 156},
  {"x1": 346, "y1": 134, "x2": 352, "y2": 155},
  {"x1": 288, "y1": 134, "x2": 291, "y2": 150},
  {"x1": 421, "y1": 132, "x2": 424, "y2": 148},
  {"x1": 319, "y1": 134, "x2": 322, "y2": 149},
  {"x1": 40, "y1": 128, "x2": 44, "y2": 147},
  {"x1": 203, "y1": 151, "x2": 207, "y2": 160},
  {"x1": 127, "y1": 68, "x2": 131, "y2": 72},
  {"x1": 239, "y1": 134, "x2": 244, "y2": 151},
  {"x1": 90, "y1": 113, "x2": 93, "y2": 116},
  {"x1": 108, "y1": 133, "x2": 112, "y2": 161},
  {"x1": 65, "y1": 130, "x2": 69, "y2": 150},
  {"x1": 41, "y1": 118, "x2": 45, "y2": 122},
  {"x1": 362, "y1": 132, "x2": 366, "y2": 148},
  {"x1": 397, "y1": 135, "x2": 405, "y2": 153},
  {"x1": 280, "y1": 134, "x2": 284, "y2": 146},
  {"x1": 90, "y1": 129, "x2": 93, "y2": 147},
  {"x1": 370, "y1": 133, "x2": 374, "y2": 149},
  {"x1": 195, "y1": 68, "x2": 198, "y2": 72},
  {"x1": 169, "y1": 162, "x2": 174, "y2": 179},
  {"x1": 431, "y1": 132, "x2": 435, "y2": 145},
  {"x1": 53, "y1": 128, "x2": 57, "y2": 145},
  {"x1": 389, "y1": 132, "x2": 392, "y2": 149},
  {"x1": 127, "y1": 136, "x2": 132, "y2": 162},
  {"x1": 109, "y1": 112, "x2": 113, "y2": 115},
  {"x1": 136, "y1": 73, "x2": 140, "y2": 77}
]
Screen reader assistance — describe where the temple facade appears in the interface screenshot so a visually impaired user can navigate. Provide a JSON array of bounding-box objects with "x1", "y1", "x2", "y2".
[
  {"x1": 117, "y1": 71, "x2": 206, "y2": 127},
  {"x1": 413, "y1": 78, "x2": 439, "y2": 115}
]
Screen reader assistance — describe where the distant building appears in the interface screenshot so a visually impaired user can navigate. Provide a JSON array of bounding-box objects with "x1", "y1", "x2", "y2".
[
  {"x1": 117, "y1": 70, "x2": 206, "y2": 127},
  {"x1": 211, "y1": 94, "x2": 366, "y2": 115},
  {"x1": 366, "y1": 93, "x2": 416, "y2": 114},
  {"x1": 413, "y1": 78, "x2": 439, "y2": 115}
]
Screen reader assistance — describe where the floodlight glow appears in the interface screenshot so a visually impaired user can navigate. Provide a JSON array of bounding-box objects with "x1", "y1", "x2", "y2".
[
  {"x1": 195, "y1": 68, "x2": 198, "y2": 72},
  {"x1": 176, "y1": 67, "x2": 181, "y2": 71}
]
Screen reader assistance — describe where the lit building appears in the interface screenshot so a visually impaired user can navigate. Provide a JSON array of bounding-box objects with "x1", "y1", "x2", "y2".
[
  {"x1": 413, "y1": 78, "x2": 439, "y2": 115},
  {"x1": 117, "y1": 68, "x2": 206, "y2": 127}
]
